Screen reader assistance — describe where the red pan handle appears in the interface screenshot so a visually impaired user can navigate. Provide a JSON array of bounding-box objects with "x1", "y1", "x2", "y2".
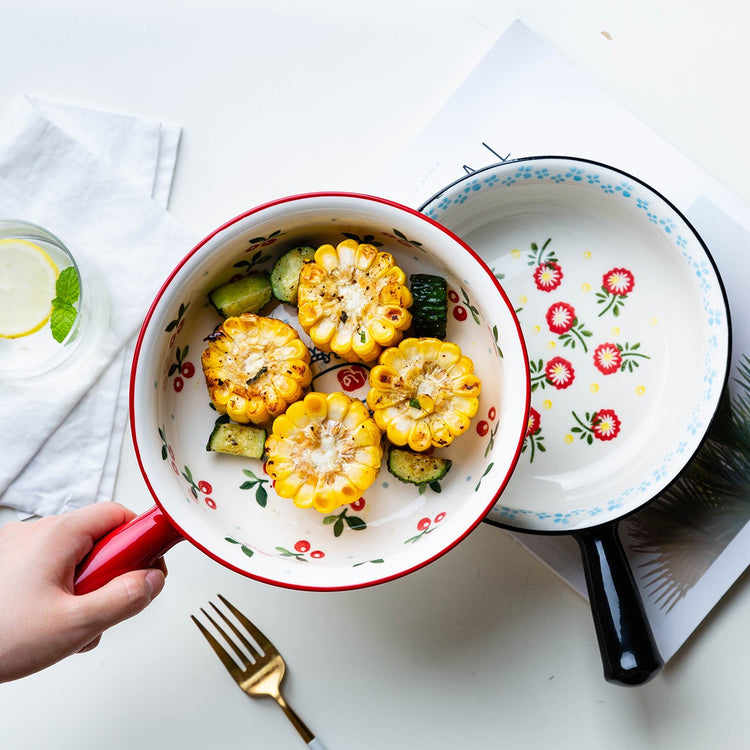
[
  {"x1": 74, "y1": 505, "x2": 185, "y2": 595},
  {"x1": 575, "y1": 522, "x2": 663, "y2": 686}
]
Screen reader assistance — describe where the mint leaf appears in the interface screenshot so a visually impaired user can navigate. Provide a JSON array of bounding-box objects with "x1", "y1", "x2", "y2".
[
  {"x1": 50, "y1": 300, "x2": 77, "y2": 343},
  {"x1": 55, "y1": 267, "x2": 80, "y2": 305}
]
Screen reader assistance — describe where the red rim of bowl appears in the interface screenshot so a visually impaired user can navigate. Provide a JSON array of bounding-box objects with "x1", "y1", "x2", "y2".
[{"x1": 129, "y1": 191, "x2": 531, "y2": 591}]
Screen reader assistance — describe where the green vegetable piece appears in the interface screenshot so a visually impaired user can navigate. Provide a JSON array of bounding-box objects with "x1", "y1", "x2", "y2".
[
  {"x1": 409, "y1": 273, "x2": 448, "y2": 339},
  {"x1": 387, "y1": 445, "x2": 452, "y2": 486},
  {"x1": 270, "y1": 246, "x2": 315, "y2": 305},
  {"x1": 208, "y1": 273, "x2": 272, "y2": 318},
  {"x1": 206, "y1": 421, "x2": 267, "y2": 459}
]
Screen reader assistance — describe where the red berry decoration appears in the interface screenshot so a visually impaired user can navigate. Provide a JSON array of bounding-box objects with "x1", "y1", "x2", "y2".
[{"x1": 453, "y1": 306, "x2": 467, "y2": 322}]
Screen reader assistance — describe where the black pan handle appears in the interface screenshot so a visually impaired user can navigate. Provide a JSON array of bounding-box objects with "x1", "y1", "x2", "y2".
[{"x1": 574, "y1": 523, "x2": 663, "y2": 686}]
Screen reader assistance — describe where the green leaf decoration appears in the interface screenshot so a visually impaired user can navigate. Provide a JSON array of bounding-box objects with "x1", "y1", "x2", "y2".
[{"x1": 345, "y1": 515, "x2": 366, "y2": 530}]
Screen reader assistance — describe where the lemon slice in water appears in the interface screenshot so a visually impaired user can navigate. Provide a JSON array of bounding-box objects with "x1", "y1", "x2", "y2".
[{"x1": 0, "y1": 238, "x2": 59, "y2": 339}]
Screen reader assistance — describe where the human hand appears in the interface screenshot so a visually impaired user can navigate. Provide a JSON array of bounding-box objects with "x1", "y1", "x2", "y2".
[{"x1": 0, "y1": 502, "x2": 166, "y2": 682}]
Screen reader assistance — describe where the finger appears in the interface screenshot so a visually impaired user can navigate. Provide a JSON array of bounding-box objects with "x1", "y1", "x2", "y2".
[
  {"x1": 72, "y1": 567, "x2": 166, "y2": 637},
  {"x1": 77, "y1": 635, "x2": 101, "y2": 653},
  {"x1": 66, "y1": 502, "x2": 135, "y2": 539},
  {"x1": 153, "y1": 557, "x2": 168, "y2": 577},
  {"x1": 57, "y1": 503, "x2": 137, "y2": 563}
]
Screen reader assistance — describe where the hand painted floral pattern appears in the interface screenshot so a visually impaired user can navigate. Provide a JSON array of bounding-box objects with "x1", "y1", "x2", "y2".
[
  {"x1": 533, "y1": 261, "x2": 564, "y2": 292},
  {"x1": 405, "y1": 512, "x2": 446, "y2": 544},
  {"x1": 546, "y1": 302, "x2": 576, "y2": 334},
  {"x1": 592, "y1": 342, "x2": 622, "y2": 374},
  {"x1": 527, "y1": 238, "x2": 557, "y2": 266},
  {"x1": 167, "y1": 346, "x2": 195, "y2": 392},
  {"x1": 337, "y1": 364, "x2": 368, "y2": 392},
  {"x1": 546, "y1": 302, "x2": 593, "y2": 352},
  {"x1": 571, "y1": 409, "x2": 622, "y2": 444},
  {"x1": 522, "y1": 406, "x2": 545, "y2": 462},
  {"x1": 597, "y1": 267, "x2": 635, "y2": 317},
  {"x1": 592, "y1": 409, "x2": 622, "y2": 441},
  {"x1": 593, "y1": 341, "x2": 650, "y2": 374},
  {"x1": 276, "y1": 539, "x2": 325, "y2": 561},
  {"x1": 545, "y1": 356, "x2": 575, "y2": 389},
  {"x1": 323, "y1": 505, "x2": 367, "y2": 537}
]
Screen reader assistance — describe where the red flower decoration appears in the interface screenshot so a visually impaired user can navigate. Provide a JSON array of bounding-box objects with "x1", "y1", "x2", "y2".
[
  {"x1": 602, "y1": 268, "x2": 635, "y2": 296},
  {"x1": 526, "y1": 406, "x2": 541, "y2": 436},
  {"x1": 545, "y1": 357, "x2": 575, "y2": 389},
  {"x1": 533, "y1": 262, "x2": 564, "y2": 292},
  {"x1": 592, "y1": 409, "x2": 621, "y2": 441},
  {"x1": 593, "y1": 343, "x2": 622, "y2": 375},
  {"x1": 337, "y1": 365, "x2": 368, "y2": 392},
  {"x1": 545, "y1": 302, "x2": 576, "y2": 334}
]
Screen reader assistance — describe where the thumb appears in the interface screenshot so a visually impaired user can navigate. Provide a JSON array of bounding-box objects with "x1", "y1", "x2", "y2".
[{"x1": 74, "y1": 568, "x2": 166, "y2": 636}]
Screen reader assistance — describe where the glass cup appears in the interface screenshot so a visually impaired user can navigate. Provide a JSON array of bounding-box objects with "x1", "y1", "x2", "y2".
[{"x1": 0, "y1": 219, "x2": 107, "y2": 380}]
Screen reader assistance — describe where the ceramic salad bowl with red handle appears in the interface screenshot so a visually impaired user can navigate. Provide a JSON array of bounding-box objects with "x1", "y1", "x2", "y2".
[{"x1": 75, "y1": 192, "x2": 530, "y2": 593}]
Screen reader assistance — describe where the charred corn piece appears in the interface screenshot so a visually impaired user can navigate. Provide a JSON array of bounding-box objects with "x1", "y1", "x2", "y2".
[
  {"x1": 265, "y1": 391, "x2": 383, "y2": 514},
  {"x1": 201, "y1": 314, "x2": 312, "y2": 425},
  {"x1": 366, "y1": 337, "x2": 481, "y2": 451},
  {"x1": 296, "y1": 239, "x2": 413, "y2": 363}
]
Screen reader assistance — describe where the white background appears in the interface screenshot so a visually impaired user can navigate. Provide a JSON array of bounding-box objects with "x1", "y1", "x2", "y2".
[{"x1": 2, "y1": 1, "x2": 749, "y2": 748}]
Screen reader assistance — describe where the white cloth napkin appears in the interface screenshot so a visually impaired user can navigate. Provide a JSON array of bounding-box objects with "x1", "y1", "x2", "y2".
[{"x1": 0, "y1": 96, "x2": 197, "y2": 517}]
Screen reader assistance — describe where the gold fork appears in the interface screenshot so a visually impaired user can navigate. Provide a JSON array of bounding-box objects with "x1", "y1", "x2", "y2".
[{"x1": 192, "y1": 594, "x2": 327, "y2": 749}]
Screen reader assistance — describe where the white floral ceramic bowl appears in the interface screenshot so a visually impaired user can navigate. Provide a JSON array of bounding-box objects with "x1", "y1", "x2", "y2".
[
  {"x1": 80, "y1": 193, "x2": 529, "y2": 592},
  {"x1": 421, "y1": 157, "x2": 730, "y2": 533},
  {"x1": 420, "y1": 156, "x2": 731, "y2": 685}
]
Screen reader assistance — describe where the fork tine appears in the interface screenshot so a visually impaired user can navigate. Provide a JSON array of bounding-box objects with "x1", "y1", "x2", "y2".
[
  {"x1": 218, "y1": 593, "x2": 273, "y2": 653},
  {"x1": 190, "y1": 614, "x2": 243, "y2": 679},
  {"x1": 209, "y1": 601, "x2": 262, "y2": 662},
  {"x1": 200, "y1": 607, "x2": 254, "y2": 669}
]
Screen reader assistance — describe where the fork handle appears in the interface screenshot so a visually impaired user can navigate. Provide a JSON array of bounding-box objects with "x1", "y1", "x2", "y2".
[{"x1": 275, "y1": 693, "x2": 325, "y2": 747}]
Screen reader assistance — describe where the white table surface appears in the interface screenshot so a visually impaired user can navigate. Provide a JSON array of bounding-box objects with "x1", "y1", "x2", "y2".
[{"x1": 2, "y1": 2, "x2": 750, "y2": 748}]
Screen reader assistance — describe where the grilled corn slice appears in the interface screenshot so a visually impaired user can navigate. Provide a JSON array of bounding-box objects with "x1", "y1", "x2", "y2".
[
  {"x1": 366, "y1": 337, "x2": 481, "y2": 451},
  {"x1": 265, "y1": 391, "x2": 383, "y2": 514},
  {"x1": 201, "y1": 314, "x2": 312, "y2": 425},
  {"x1": 296, "y1": 239, "x2": 413, "y2": 363}
]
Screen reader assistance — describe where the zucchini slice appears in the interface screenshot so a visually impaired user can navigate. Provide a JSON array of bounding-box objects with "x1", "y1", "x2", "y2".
[
  {"x1": 207, "y1": 421, "x2": 267, "y2": 459},
  {"x1": 208, "y1": 273, "x2": 272, "y2": 318},
  {"x1": 387, "y1": 445, "x2": 452, "y2": 486},
  {"x1": 270, "y1": 246, "x2": 315, "y2": 304},
  {"x1": 409, "y1": 273, "x2": 448, "y2": 339}
]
